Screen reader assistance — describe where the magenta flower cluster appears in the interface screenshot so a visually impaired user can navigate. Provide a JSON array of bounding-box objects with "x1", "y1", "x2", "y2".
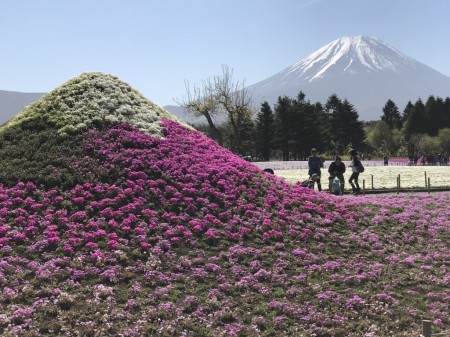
[{"x1": 0, "y1": 120, "x2": 449, "y2": 336}]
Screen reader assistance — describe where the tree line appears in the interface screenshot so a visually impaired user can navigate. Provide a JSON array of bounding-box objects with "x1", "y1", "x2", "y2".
[
  {"x1": 368, "y1": 96, "x2": 450, "y2": 158},
  {"x1": 252, "y1": 93, "x2": 366, "y2": 161},
  {"x1": 179, "y1": 66, "x2": 450, "y2": 161}
]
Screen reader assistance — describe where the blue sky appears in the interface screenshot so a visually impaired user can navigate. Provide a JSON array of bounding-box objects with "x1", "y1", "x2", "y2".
[{"x1": 1, "y1": 0, "x2": 450, "y2": 107}]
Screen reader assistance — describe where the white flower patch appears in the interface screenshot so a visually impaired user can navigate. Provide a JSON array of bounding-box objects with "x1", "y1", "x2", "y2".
[{"x1": 3, "y1": 72, "x2": 190, "y2": 138}]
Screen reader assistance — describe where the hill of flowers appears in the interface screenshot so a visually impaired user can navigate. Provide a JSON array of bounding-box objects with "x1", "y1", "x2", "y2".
[
  {"x1": 0, "y1": 72, "x2": 188, "y2": 188},
  {"x1": 0, "y1": 73, "x2": 449, "y2": 337},
  {"x1": 3, "y1": 72, "x2": 184, "y2": 137}
]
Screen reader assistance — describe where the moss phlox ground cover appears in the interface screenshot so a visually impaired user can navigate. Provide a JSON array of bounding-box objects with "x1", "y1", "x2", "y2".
[
  {"x1": 0, "y1": 119, "x2": 449, "y2": 336},
  {"x1": 3, "y1": 72, "x2": 185, "y2": 137}
]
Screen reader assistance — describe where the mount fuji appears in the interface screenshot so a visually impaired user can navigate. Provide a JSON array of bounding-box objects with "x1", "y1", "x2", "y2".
[{"x1": 246, "y1": 36, "x2": 450, "y2": 121}]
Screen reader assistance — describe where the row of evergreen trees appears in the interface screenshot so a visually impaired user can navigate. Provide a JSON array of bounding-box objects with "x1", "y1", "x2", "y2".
[
  {"x1": 253, "y1": 93, "x2": 365, "y2": 161},
  {"x1": 193, "y1": 92, "x2": 450, "y2": 161},
  {"x1": 370, "y1": 95, "x2": 450, "y2": 157},
  {"x1": 403, "y1": 96, "x2": 450, "y2": 137},
  {"x1": 380, "y1": 96, "x2": 450, "y2": 136}
]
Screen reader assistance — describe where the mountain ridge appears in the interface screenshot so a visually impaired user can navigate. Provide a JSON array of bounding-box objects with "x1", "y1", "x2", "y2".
[
  {"x1": 0, "y1": 90, "x2": 45, "y2": 125},
  {"x1": 2, "y1": 36, "x2": 450, "y2": 123},
  {"x1": 292, "y1": 36, "x2": 416, "y2": 80},
  {"x1": 247, "y1": 36, "x2": 450, "y2": 120}
]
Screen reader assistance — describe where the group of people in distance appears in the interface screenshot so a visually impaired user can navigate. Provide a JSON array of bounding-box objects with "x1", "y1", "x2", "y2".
[
  {"x1": 262, "y1": 148, "x2": 365, "y2": 195},
  {"x1": 301, "y1": 148, "x2": 364, "y2": 195}
]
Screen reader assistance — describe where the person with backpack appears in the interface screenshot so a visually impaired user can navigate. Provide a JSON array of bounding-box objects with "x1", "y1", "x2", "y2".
[
  {"x1": 331, "y1": 177, "x2": 342, "y2": 195},
  {"x1": 348, "y1": 149, "x2": 364, "y2": 194}
]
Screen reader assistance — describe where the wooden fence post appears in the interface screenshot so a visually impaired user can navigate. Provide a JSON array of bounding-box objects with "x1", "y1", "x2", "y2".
[
  {"x1": 428, "y1": 177, "x2": 431, "y2": 194},
  {"x1": 425, "y1": 171, "x2": 427, "y2": 188},
  {"x1": 362, "y1": 179, "x2": 365, "y2": 194},
  {"x1": 422, "y1": 320, "x2": 432, "y2": 337},
  {"x1": 371, "y1": 174, "x2": 374, "y2": 190}
]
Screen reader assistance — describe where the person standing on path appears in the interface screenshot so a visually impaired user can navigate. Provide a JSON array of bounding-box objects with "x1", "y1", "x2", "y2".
[
  {"x1": 349, "y1": 149, "x2": 363, "y2": 194},
  {"x1": 308, "y1": 148, "x2": 323, "y2": 191}
]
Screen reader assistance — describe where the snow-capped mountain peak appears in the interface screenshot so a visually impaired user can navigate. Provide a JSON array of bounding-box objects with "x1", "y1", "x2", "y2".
[
  {"x1": 285, "y1": 36, "x2": 415, "y2": 81},
  {"x1": 247, "y1": 36, "x2": 450, "y2": 121}
]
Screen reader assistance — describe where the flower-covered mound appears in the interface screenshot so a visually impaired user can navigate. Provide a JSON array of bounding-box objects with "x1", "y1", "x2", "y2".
[
  {"x1": 0, "y1": 119, "x2": 449, "y2": 337},
  {"x1": 2, "y1": 72, "x2": 186, "y2": 137}
]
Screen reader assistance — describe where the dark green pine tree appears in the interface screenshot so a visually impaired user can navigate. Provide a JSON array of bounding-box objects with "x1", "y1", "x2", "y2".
[
  {"x1": 424, "y1": 95, "x2": 447, "y2": 136},
  {"x1": 291, "y1": 92, "x2": 330, "y2": 159},
  {"x1": 381, "y1": 99, "x2": 402, "y2": 129},
  {"x1": 402, "y1": 101, "x2": 414, "y2": 125},
  {"x1": 326, "y1": 94, "x2": 346, "y2": 154},
  {"x1": 236, "y1": 113, "x2": 255, "y2": 157},
  {"x1": 326, "y1": 95, "x2": 365, "y2": 153},
  {"x1": 341, "y1": 99, "x2": 365, "y2": 151},
  {"x1": 313, "y1": 101, "x2": 331, "y2": 153},
  {"x1": 273, "y1": 96, "x2": 294, "y2": 161},
  {"x1": 255, "y1": 101, "x2": 275, "y2": 161},
  {"x1": 404, "y1": 99, "x2": 427, "y2": 139},
  {"x1": 443, "y1": 97, "x2": 450, "y2": 128},
  {"x1": 290, "y1": 92, "x2": 309, "y2": 160}
]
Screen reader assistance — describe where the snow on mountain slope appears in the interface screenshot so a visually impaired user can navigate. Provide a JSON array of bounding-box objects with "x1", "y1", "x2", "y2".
[
  {"x1": 248, "y1": 36, "x2": 450, "y2": 120},
  {"x1": 289, "y1": 36, "x2": 414, "y2": 80}
]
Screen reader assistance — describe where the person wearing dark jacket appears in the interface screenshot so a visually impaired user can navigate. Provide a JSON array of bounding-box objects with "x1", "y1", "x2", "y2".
[
  {"x1": 349, "y1": 149, "x2": 363, "y2": 194},
  {"x1": 328, "y1": 156, "x2": 346, "y2": 194},
  {"x1": 308, "y1": 148, "x2": 324, "y2": 191}
]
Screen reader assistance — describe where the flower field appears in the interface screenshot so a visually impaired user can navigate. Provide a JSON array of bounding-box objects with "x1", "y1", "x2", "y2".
[{"x1": 0, "y1": 73, "x2": 449, "y2": 336}]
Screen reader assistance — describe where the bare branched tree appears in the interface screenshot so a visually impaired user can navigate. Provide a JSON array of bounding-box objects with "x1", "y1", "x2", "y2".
[
  {"x1": 214, "y1": 65, "x2": 254, "y2": 152},
  {"x1": 175, "y1": 79, "x2": 223, "y2": 145},
  {"x1": 176, "y1": 65, "x2": 255, "y2": 151}
]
